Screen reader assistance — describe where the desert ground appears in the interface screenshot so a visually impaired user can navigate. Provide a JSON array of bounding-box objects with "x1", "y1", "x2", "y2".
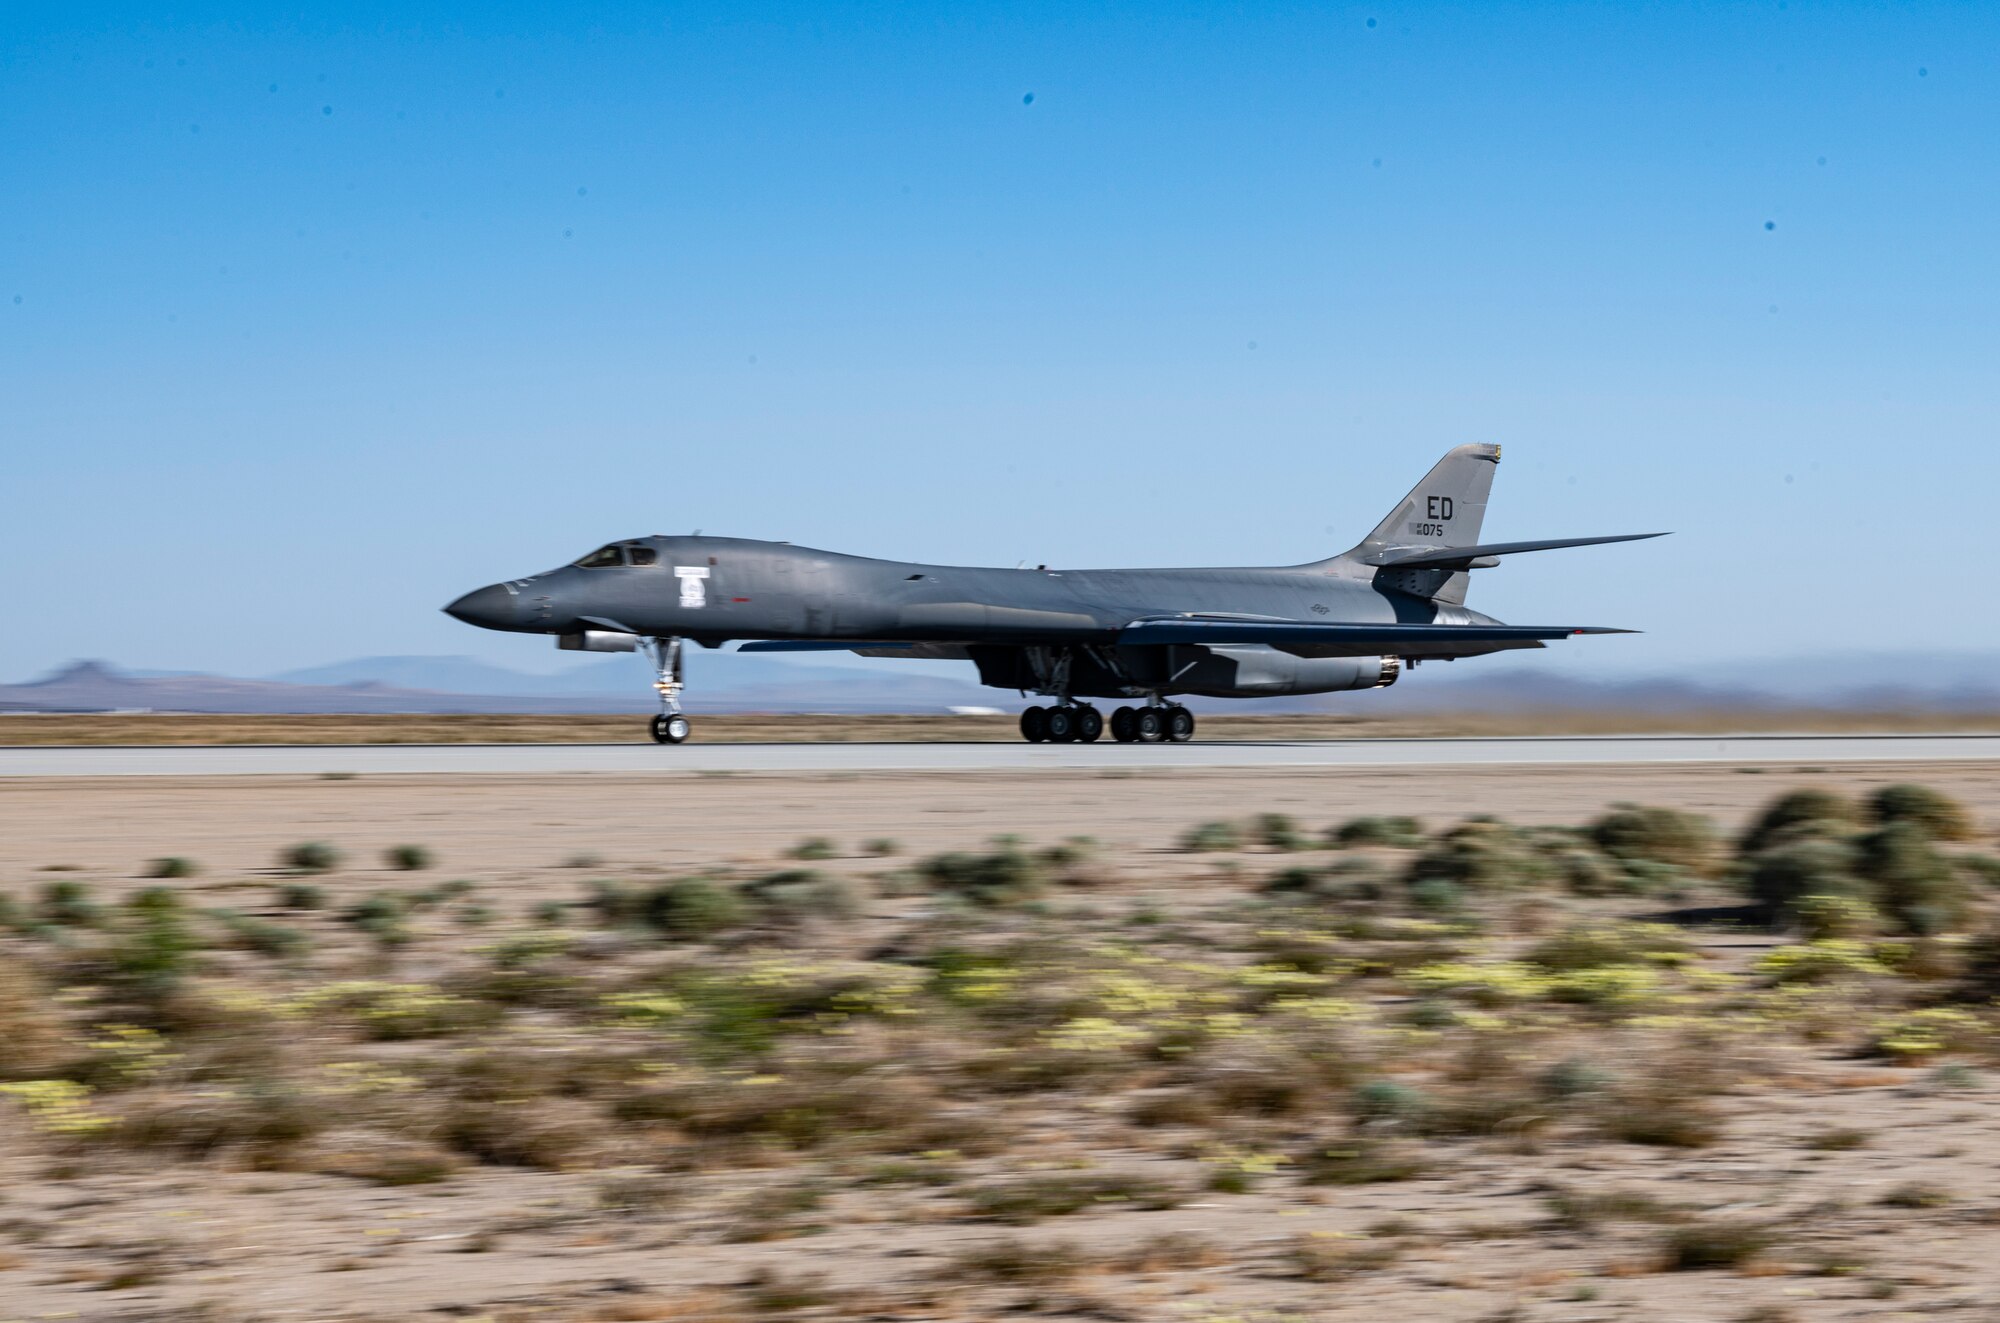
[
  {"x1": 4, "y1": 761, "x2": 2000, "y2": 1322},
  {"x1": 10, "y1": 710, "x2": 2000, "y2": 746}
]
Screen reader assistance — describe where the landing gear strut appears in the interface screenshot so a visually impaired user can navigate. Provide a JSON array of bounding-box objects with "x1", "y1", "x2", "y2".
[{"x1": 647, "y1": 637, "x2": 691, "y2": 744}]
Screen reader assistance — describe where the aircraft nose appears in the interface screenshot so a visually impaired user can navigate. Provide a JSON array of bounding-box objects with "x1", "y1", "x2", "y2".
[{"x1": 443, "y1": 583, "x2": 517, "y2": 630}]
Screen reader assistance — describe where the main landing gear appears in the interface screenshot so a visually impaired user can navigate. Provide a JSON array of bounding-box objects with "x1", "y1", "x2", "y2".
[
  {"x1": 1021, "y1": 701, "x2": 1194, "y2": 743},
  {"x1": 646, "y1": 637, "x2": 691, "y2": 744}
]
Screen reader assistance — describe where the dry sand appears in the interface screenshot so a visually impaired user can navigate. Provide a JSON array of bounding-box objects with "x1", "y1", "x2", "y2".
[{"x1": 3, "y1": 762, "x2": 2000, "y2": 1322}]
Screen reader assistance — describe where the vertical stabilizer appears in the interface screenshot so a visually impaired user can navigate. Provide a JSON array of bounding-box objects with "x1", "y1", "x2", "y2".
[{"x1": 1340, "y1": 443, "x2": 1502, "y2": 605}]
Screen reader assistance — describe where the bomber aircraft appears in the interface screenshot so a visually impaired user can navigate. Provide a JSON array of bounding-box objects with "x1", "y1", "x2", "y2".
[{"x1": 445, "y1": 444, "x2": 1661, "y2": 744}]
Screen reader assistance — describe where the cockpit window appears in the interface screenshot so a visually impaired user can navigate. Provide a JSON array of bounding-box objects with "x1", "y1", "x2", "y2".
[
  {"x1": 575, "y1": 545, "x2": 626, "y2": 569},
  {"x1": 628, "y1": 546, "x2": 658, "y2": 567}
]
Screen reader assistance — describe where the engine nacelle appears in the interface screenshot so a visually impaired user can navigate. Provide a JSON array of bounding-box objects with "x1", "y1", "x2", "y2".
[
  {"x1": 558, "y1": 630, "x2": 638, "y2": 653},
  {"x1": 1175, "y1": 646, "x2": 1399, "y2": 697}
]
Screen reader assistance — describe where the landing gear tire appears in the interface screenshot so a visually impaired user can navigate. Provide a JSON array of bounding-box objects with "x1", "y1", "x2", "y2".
[
  {"x1": 1074, "y1": 705, "x2": 1104, "y2": 743},
  {"x1": 1045, "y1": 706, "x2": 1078, "y2": 743},
  {"x1": 1166, "y1": 706, "x2": 1196, "y2": 743},
  {"x1": 1110, "y1": 706, "x2": 1137, "y2": 743},
  {"x1": 1020, "y1": 706, "x2": 1050, "y2": 743},
  {"x1": 651, "y1": 713, "x2": 691, "y2": 745},
  {"x1": 1133, "y1": 708, "x2": 1167, "y2": 743}
]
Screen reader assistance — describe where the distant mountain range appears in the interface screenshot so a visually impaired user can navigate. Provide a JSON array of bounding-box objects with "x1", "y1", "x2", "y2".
[{"x1": 2, "y1": 650, "x2": 1996, "y2": 716}]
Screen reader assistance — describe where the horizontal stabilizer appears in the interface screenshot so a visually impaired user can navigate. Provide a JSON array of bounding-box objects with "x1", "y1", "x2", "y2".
[
  {"x1": 1120, "y1": 619, "x2": 1634, "y2": 652},
  {"x1": 1361, "y1": 532, "x2": 1667, "y2": 572}
]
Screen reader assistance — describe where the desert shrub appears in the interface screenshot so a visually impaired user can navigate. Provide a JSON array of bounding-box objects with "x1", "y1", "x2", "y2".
[
  {"x1": 595, "y1": 1171, "x2": 685, "y2": 1213},
  {"x1": 209, "y1": 910, "x2": 310, "y2": 959},
  {"x1": 1739, "y1": 788, "x2": 1860, "y2": 854},
  {"x1": 1795, "y1": 893, "x2": 1880, "y2": 940},
  {"x1": 1959, "y1": 854, "x2": 2000, "y2": 888},
  {"x1": 1804, "y1": 1126, "x2": 1870, "y2": 1150},
  {"x1": 275, "y1": 882, "x2": 325, "y2": 910},
  {"x1": 146, "y1": 857, "x2": 198, "y2": 879},
  {"x1": 385, "y1": 844, "x2": 433, "y2": 871},
  {"x1": 1296, "y1": 1136, "x2": 1429, "y2": 1184},
  {"x1": 117, "y1": 1079, "x2": 323, "y2": 1158},
  {"x1": 863, "y1": 838, "x2": 900, "y2": 857},
  {"x1": 640, "y1": 878, "x2": 745, "y2": 939},
  {"x1": 1351, "y1": 1078, "x2": 1430, "y2": 1126},
  {"x1": 1552, "y1": 848, "x2": 1627, "y2": 897},
  {"x1": 1590, "y1": 804, "x2": 1717, "y2": 874},
  {"x1": 1252, "y1": 813, "x2": 1306, "y2": 852},
  {"x1": 112, "y1": 888, "x2": 198, "y2": 1002},
  {"x1": 1868, "y1": 784, "x2": 1973, "y2": 841},
  {"x1": 584, "y1": 880, "x2": 643, "y2": 927},
  {"x1": 0, "y1": 962, "x2": 69, "y2": 1080},
  {"x1": 1857, "y1": 821, "x2": 1965, "y2": 934},
  {"x1": 1661, "y1": 1219, "x2": 1777, "y2": 1269},
  {"x1": 1880, "y1": 1180, "x2": 1953, "y2": 1208},
  {"x1": 1288, "y1": 1234, "x2": 1402, "y2": 1280},
  {"x1": 1331, "y1": 815, "x2": 1424, "y2": 849},
  {"x1": 1544, "y1": 1186, "x2": 1681, "y2": 1229},
  {"x1": 440, "y1": 1096, "x2": 606, "y2": 1168},
  {"x1": 917, "y1": 846, "x2": 1047, "y2": 906},
  {"x1": 1526, "y1": 923, "x2": 1691, "y2": 972},
  {"x1": 948, "y1": 1237, "x2": 1090, "y2": 1285},
  {"x1": 965, "y1": 1173, "x2": 1180, "y2": 1223},
  {"x1": 1180, "y1": 820, "x2": 1243, "y2": 852},
  {"x1": 1540, "y1": 1057, "x2": 1617, "y2": 1100},
  {"x1": 742, "y1": 869, "x2": 859, "y2": 923},
  {"x1": 1262, "y1": 855, "x2": 1387, "y2": 903},
  {"x1": 342, "y1": 892, "x2": 413, "y2": 948},
  {"x1": 281, "y1": 841, "x2": 342, "y2": 874},
  {"x1": 1602, "y1": 1082, "x2": 1722, "y2": 1148},
  {"x1": 1742, "y1": 837, "x2": 1867, "y2": 927},
  {"x1": 1405, "y1": 820, "x2": 1546, "y2": 893},
  {"x1": 788, "y1": 837, "x2": 837, "y2": 861},
  {"x1": 1406, "y1": 876, "x2": 1462, "y2": 913},
  {"x1": 39, "y1": 879, "x2": 102, "y2": 927}
]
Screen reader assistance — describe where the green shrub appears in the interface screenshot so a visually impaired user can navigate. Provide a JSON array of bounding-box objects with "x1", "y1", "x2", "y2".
[
  {"x1": 114, "y1": 887, "x2": 198, "y2": 1001},
  {"x1": 210, "y1": 909, "x2": 310, "y2": 958},
  {"x1": 1331, "y1": 816, "x2": 1424, "y2": 849},
  {"x1": 1526, "y1": 923, "x2": 1690, "y2": 972},
  {"x1": 1252, "y1": 813, "x2": 1306, "y2": 852},
  {"x1": 864, "y1": 838, "x2": 900, "y2": 857},
  {"x1": 39, "y1": 879, "x2": 102, "y2": 927},
  {"x1": 1959, "y1": 854, "x2": 2000, "y2": 888},
  {"x1": 1739, "y1": 788, "x2": 1859, "y2": 855},
  {"x1": 1589, "y1": 804, "x2": 1717, "y2": 874},
  {"x1": 917, "y1": 847, "x2": 1047, "y2": 906},
  {"x1": 276, "y1": 881, "x2": 326, "y2": 910},
  {"x1": 1351, "y1": 1079, "x2": 1429, "y2": 1125},
  {"x1": 1553, "y1": 848, "x2": 1625, "y2": 897},
  {"x1": 1857, "y1": 821, "x2": 1965, "y2": 934},
  {"x1": 743, "y1": 869, "x2": 859, "y2": 922},
  {"x1": 1179, "y1": 820, "x2": 1243, "y2": 852},
  {"x1": 586, "y1": 880, "x2": 643, "y2": 927},
  {"x1": 1405, "y1": 820, "x2": 1545, "y2": 892},
  {"x1": 1868, "y1": 784, "x2": 1974, "y2": 841},
  {"x1": 1540, "y1": 1057, "x2": 1616, "y2": 1100},
  {"x1": 282, "y1": 841, "x2": 342, "y2": 874},
  {"x1": 641, "y1": 877, "x2": 745, "y2": 939},
  {"x1": 788, "y1": 837, "x2": 837, "y2": 861},
  {"x1": 342, "y1": 891, "x2": 413, "y2": 948},
  {"x1": 1795, "y1": 893, "x2": 1880, "y2": 940},
  {"x1": 1742, "y1": 837, "x2": 1866, "y2": 927},
  {"x1": 145, "y1": 857, "x2": 198, "y2": 880},
  {"x1": 1661, "y1": 1219, "x2": 1777, "y2": 1269},
  {"x1": 965, "y1": 1173, "x2": 1180, "y2": 1223},
  {"x1": 1406, "y1": 877, "x2": 1462, "y2": 913},
  {"x1": 385, "y1": 844, "x2": 433, "y2": 871}
]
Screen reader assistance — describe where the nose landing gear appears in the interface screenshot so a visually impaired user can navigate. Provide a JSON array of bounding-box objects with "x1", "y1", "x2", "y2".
[{"x1": 646, "y1": 637, "x2": 691, "y2": 744}]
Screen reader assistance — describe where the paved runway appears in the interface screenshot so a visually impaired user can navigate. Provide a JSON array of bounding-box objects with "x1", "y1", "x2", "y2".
[{"x1": 6, "y1": 734, "x2": 2000, "y2": 777}]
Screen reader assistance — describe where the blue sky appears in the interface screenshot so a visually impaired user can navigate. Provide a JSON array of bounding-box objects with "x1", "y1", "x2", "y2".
[{"x1": 4, "y1": 2, "x2": 1995, "y2": 685}]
